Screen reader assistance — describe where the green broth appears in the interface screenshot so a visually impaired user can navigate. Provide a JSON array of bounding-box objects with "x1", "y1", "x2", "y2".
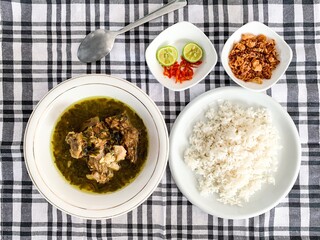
[{"x1": 51, "y1": 97, "x2": 148, "y2": 193}]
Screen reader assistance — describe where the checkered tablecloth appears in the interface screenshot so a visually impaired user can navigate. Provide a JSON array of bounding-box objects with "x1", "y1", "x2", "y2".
[{"x1": 1, "y1": 0, "x2": 319, "y2": 239}]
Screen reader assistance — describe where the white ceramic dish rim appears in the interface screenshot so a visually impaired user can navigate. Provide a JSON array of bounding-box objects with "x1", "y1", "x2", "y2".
[
  {"x1": 221, "y1": 21, "x2": 293, "y2": 92},
  {"x1": 24, "y1": 74, "x2": 169, "y2": 219},
  {"x1": 146, "y1": 21, "x2": 218, "y2": 91},
  {"x1": 169, "y1": 86, "x2": 301, "y2": 219}
]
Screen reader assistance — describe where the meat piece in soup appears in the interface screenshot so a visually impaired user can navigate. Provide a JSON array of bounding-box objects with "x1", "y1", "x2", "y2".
[
  {"x1": 65, "y1": 132, "x2": 87, "y2": 159},
  {"x1": 105, "y1": 113, "x2": 139, "y2": 163},
  {"x1": 87, "y1": 145, "x2": 127, "y2": 183}
]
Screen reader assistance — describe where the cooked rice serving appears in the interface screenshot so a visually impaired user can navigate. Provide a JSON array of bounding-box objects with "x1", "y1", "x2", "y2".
[{"x1": 184, "y1": 101, "x2": 281, "y2": 206}]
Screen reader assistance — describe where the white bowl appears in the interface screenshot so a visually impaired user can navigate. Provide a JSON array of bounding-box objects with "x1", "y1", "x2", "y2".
[
  {"x1": 24, "y1": 75, "x2": 169, "y2": 219},
  {"x1": 221, "y1": 21, "x2": 293, "y2": 92},
  {"x1": 146, "y1": 21, "x2": 217, "y2": 91},
  {"x1": 170, "y1": 87, "x2": 301, "y2": 219}
]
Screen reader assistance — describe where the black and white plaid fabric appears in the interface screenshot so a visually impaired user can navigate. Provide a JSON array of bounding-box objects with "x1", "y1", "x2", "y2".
[{"x1": 1, "y1": 0, "x2": 319, "y2": 239}]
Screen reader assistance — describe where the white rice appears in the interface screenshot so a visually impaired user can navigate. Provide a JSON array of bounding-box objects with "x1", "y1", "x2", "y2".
[{"x1": 184, "y1": 101, "x2": 281, "y2": 206}]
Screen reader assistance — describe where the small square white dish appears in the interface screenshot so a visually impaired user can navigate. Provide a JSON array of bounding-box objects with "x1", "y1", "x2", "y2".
[
  {"x1": 146, "y1": 21, "x2": 217, "y2": 91},
  {"x1": 221, "y1": 21, "x2": 293, "y2": 92}
]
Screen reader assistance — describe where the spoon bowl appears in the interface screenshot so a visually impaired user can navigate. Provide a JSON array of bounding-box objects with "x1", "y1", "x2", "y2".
[{"x1": 78, "y1": 30, "x2": 117, "y2": 63}]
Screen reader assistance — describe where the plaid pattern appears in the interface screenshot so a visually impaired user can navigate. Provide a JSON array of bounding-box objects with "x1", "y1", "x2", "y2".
[{"x1": 1, "y1": 0, "x2": 319, "y2": 239}]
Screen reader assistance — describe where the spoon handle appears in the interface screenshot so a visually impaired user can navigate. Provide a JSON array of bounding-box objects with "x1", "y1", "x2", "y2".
[{"x1": 117, "y1": 0, "x2": 187, "y2": 35}]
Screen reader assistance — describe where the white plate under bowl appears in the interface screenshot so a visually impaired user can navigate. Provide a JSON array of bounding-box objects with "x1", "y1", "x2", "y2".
[
  {"x1": 169, "y1": 87, "x2": 301, "y2": 219},
  {"x1": 221, "y1": 21, "x2": 293, "y2": 92},
  {"x1": 24, "y1": 74, "x2": 169, "y2": 219},
  {"x1": 146, "y1": 21, "x2": 217, "y2": 91}
]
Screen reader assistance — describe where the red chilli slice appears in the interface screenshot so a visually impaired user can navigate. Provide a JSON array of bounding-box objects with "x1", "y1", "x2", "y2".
[{"x1": 162, "y1": 57, "x2": 202, "y2": 84}]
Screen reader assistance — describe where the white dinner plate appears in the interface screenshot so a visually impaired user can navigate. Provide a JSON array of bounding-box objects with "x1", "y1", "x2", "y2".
[
  {"x1": 169, "y1": 86, "x2": 301, "y2": 219},
  {"x1": 24, "y1": 74, "x2": 169, "y2": 219}
]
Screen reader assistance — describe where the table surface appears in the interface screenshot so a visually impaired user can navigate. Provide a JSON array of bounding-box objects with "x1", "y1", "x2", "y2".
[{"x1": 1, "y1": 0, "x2": 319, "y2": 239}]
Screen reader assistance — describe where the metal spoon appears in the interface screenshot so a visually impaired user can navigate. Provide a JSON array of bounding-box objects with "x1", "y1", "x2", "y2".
[{"x1": 77, "y1": 0, "x2": 187, "y2": 63}]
